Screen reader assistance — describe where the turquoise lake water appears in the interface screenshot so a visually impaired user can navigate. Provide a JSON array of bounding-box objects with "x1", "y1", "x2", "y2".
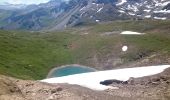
[{"x1": 48, "y1": 65, "x2": 96, "y2": 78}]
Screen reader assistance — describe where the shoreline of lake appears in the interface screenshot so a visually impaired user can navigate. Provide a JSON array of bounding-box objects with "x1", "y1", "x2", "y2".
[{"x1": 46, "y1": 64, "x2": 97, "y2": 78}]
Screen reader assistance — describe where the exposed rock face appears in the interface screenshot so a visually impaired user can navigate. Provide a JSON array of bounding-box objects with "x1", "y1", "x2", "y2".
[
  {"x1": 0, "y1": 76, "x2": 24, "y2": 100},
  {"x1": 0, "y1": 75, "x2": 119, "y2": 100}
]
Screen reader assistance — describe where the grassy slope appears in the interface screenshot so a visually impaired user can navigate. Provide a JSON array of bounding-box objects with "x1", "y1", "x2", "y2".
[
  {"x1": 0, "y1": 31, "x2": 75, "y2": 79},
  {"x1": 0, "y1": 20, "x2": 170, "y2": 79},
  {"x1": 72, "y1": 20, "x2": 170, "y2": 65}
]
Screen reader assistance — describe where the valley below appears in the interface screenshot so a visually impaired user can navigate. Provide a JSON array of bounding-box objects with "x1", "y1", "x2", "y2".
[{"x1": 0, "y1": 19, "x2": 170, "y2": 100}]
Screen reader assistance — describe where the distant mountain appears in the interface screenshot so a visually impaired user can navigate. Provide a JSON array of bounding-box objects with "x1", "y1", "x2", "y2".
[
  {"x1": 0, "y1": 3, "x2": 27, "y2": 10},
  {"x1": 0, "y1": 0, "x2": 170, "y2": 31}
]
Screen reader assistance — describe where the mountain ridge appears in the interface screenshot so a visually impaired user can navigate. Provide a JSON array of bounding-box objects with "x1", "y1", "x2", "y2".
[{"x1": 0, "y1": 0, "x2": 170, "y2": 31}]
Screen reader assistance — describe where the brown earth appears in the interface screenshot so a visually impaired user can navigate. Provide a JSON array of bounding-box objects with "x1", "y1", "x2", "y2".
[{"x1": 0, "y1": 75, "x2": 128, "y2": 100}]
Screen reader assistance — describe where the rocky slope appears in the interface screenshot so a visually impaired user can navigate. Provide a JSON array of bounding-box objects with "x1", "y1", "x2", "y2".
[
  {"x1": 108, "y1": 67, "x2": 170, "y2": 100},
  {"x1": 69, "y1": 0, "x2": 170, "y2": 24},
  {"x1": 0, "y1": 75, "x2": 125, "y2": 100},
  {"x1": 0, "y1": 0, "x2": 170, "y2": 30},
  {"x1": 1, "y1": 67, "x2": 170, "y2": 100}
]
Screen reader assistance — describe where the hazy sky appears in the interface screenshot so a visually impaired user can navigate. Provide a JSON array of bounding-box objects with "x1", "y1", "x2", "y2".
[{"x1": 0, "y1": 0, "x2": 51, "y2": 5}]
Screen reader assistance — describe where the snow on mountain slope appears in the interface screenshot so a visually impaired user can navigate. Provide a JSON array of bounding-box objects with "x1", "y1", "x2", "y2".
[
  {"x1": 1, "y1": 0, "x2": 170, "y2": 30},
  {"x1": 116, "y1": 0, "x2": 127, "y2": 6},
  {"x1": 66, "y1": 0, "x2": 170, "y2": 27}
]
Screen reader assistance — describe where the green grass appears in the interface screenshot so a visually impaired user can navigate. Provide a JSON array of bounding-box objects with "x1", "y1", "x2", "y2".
[
  {"x1": 121, "y1": 34, "x2": 170, "y2": 61},
  {"x1": 0, "y1": 20, "x2": 170, "y2": 80},
  {"x1": 0, "y1": 30, "x2": 75, "y2": 79}
]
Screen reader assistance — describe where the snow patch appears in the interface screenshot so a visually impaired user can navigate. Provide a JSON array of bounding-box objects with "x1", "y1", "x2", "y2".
[
  {"x1": 116, "y1": 0, "x2": 127, "y2": 6},
  {"x1": 162, "y1": 1, "x2": 170, "y2": 6},
  {"x1": 96, "y1": 20, "x2": 100, "y2": 22},
  {"x1": 154, "y1": 10, "x2": 170, "y2": 14},
  {"x1": 154, "y1": 17, "x2": 167, "y2": 20},
  {"x1": 118, "y1": 10, "x2": 125, "y2": 13},
  {"x1": 97, "y1": 7, "x2": 103, "y2": 13},
  {"x1": 145, "y1": 15, "x2": 151, "y2": 18},
  {"x1": 144, "y1": 9, "x2": 151, "y2": 13},
  {"x1": 154, "y1": 1, "x2": 170, "y2": 7},
  {"x1": 122, "y1": 46, "x2": 128, "y2": 52},
  {"x1": 41, "y1": 65, "x2": 170, "y2": 91},
  {"x1": 80, "y1": 6, "x2": 86, "y2": 11},
  {"x1": 120, "y1": 31, "x2": 144, "y2": 35},
  {"x1": 129, "y1": 12, "x2": 135, "y2": 16}
]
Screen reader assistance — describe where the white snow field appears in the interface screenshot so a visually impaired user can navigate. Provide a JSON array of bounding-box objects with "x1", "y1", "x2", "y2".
[
  {"x1": 41, "y1": 65, "x2": 170, "y2": 91},
  {"x1": 120, "y1": 31, "x2": 145, "y2": 35}
]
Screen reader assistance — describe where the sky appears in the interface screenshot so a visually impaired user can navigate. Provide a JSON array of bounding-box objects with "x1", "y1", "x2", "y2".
[{"x1": 0, "y1": 0, "x2": 51, "y2": 5}]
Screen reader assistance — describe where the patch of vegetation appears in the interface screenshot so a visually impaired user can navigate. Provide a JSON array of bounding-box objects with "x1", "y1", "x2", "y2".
[
  {"x1": 91, "y1": 20, "x2": 170, "y2": 33},
  {"x1": 122, "y1": 34, "x2": 170, "y2": 61},
  {"x1": 0, "y1": 30, "x2": 75, "y2": 79}
]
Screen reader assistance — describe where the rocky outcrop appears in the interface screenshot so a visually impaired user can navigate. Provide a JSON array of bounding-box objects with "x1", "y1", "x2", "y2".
[
  {"x1": 0, "y1": 76, "x2": 24, "y2": 100},
  {"x1": 0, "y1": 75, "x2": 118, "y2": 100},
  {"x1": 107, "y1": 68, "x2": 170, "y2": 100}
]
